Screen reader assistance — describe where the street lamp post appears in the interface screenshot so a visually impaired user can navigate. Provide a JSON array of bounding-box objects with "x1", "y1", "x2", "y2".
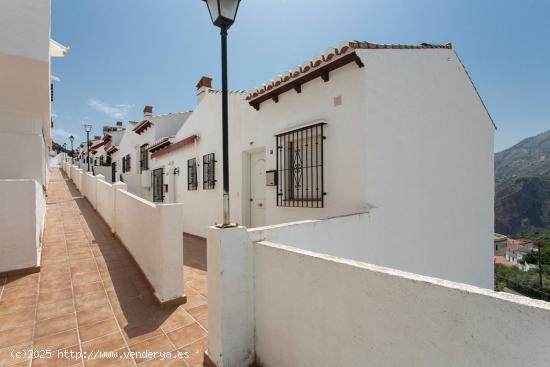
[
  {"x1": 202, "y1": 0, "x2": 242, "y2": 227},
  {"x1": 69, "y1": 135, "x2": 74, "y2": 164},
  {"x1": 84, "y1": 124, "x2": 92, "y2": 172}
]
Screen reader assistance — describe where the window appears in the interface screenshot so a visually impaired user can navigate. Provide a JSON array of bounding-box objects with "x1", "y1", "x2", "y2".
[
  {"x1": 276, "y1": 122, "x2": 326, "y2": 208},
  {"x1": 140, "y1": 144, "x2": 149, "y2": 172},
  {"x1": 203, "y1": 153, "x2": 216, "y2": 190},
  {"x1": 187, "y1": 158, "x2": 198, "y2": 190},
  {"x1": 122, "y1": 154, "x2": 131, "y2": 173}
]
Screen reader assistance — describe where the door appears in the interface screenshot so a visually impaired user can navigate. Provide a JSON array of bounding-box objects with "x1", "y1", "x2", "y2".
[
  {"x1": 250, "y1": 152, "x2": 266, "y2": 227},
  {"x1": 152, "y1": 168, "x2": 164, "y2": 203}
]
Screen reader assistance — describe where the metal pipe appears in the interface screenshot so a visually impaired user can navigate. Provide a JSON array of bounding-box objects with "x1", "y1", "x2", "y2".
[
  {"x1": 86, "y1": 131, "x2": 90, "y2": 172},
  {"x1": 221, "y1": 25, "x2": 230, "y2": 226}
]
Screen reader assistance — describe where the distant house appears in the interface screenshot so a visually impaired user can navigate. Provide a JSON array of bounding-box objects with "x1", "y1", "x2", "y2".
[
  {"x1": 109, "y1": 106, "x2": 191, "y2": 202},
  {"x1": 506, "y1": 238, "x2": 535, "y2": 270},
  {"x1": 494, "y1": 233, "x2": 508, "y2": 256}
]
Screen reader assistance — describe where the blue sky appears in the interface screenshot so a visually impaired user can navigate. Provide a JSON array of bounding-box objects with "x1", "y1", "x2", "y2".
[{"x1": 51, "y1": 0, "x2": 549, "y2": 152}]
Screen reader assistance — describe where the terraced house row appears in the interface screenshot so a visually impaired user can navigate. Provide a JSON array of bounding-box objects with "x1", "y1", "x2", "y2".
[{"x1": 2, "y1": 1, "x2": 549, "y2": 366}]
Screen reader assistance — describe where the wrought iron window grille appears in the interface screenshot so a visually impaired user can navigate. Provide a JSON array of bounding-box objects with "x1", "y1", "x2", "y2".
[
  {"x1": 276, "y1": 122, "x2": 326, "y2": 208},
  {"x1": 140, "y1": 144, "x2": 149, "y2": 173},
  {"x1": 203, "y1": 153, "x2": 217, "y2": 190},
  {"x1": 187, "y1": 158, "x2": 198, "y2": 191}
]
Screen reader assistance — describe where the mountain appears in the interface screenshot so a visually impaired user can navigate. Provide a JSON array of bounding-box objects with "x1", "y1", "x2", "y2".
[{"x1": 495, "y1": 130, "x2": 550, "y2": 235}]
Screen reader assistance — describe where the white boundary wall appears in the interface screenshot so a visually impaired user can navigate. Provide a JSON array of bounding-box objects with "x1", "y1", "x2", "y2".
[
  {"x1": 64, "y1": 164, "x2": 184, "y2": 302},
  {"x1": 0, "y1": 179, "x2": 45, "y2": 272},
  {"x1": 115, "y1": 190, "x2": 184, "y2": 302},
  {"x1": 207, "y1": 219, "x2": 550, "y2": 367}
]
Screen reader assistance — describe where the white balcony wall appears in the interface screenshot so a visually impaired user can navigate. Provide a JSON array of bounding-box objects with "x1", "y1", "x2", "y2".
[
  {"x1": 115, "y1": 190, "x2": 184, "y2": 302},
  {"x1": 96, "y1": 178, "x2": 126, "y2": 232},
  {"x1": 65, "y1": 164, "x2": 184, "y2": 303},
  {"x1": 0, "y1": 179, "x2": 45, "y2": 272},
  {"x1": 81, "y1": 172, "x2": 98, "y2": 209},
  {"x1": 207, "y1": 217, "x2": 550, "y2": 367}
]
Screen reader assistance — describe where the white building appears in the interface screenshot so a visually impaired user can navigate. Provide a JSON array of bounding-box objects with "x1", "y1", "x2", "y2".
[
  {"x1": 149, "y1": 41, "x2": 495, "y2": 288},
  {"x1": 0, "y1": 0, "x2": 67, "y2": 272},
  {"x1": 110, "y1": 106, "x2": 191, "y2": 201}
]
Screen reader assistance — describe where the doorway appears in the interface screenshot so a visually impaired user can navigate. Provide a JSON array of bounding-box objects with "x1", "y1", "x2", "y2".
[{"x1": 249, "y1": 151, "x2": 266, "y2": 227}]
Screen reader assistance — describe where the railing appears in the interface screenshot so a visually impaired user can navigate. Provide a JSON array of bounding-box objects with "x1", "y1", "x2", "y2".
[{"x1": 496, "y1": 275, "x2": 550, "y2": 302}]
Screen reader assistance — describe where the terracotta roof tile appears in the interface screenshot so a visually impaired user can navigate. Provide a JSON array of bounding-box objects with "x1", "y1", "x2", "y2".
[{"x1": 246, "y1": 40, "x2": 452, "y2": 102}]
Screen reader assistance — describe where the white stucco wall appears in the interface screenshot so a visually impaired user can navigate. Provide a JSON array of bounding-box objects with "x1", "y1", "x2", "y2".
[
  {"x1": 0, "y1": 179, "x2": 45, "y2": 272},
  {"x1": 114, "y1": 189, "x2": 184, "y2": 302},
  {"x1": 66, "y1": 164, "x2": 184, "y2": 302},
  {"x1": 150, "y1": 93, "x2": 246, "y2": 237},
  {"x1": 208, "y1": 224, "x2": 550, "y2": 367},
  {"x1": 253, "y1": 241, "x2": 549, "y2": 367},
  {"x1": 233, "y1": 61, "x2": 369, "y2": 227},
  {"x1": 358, "y1": 48, "x2": 495, "y2": 288},
  {"x1": 96, "y1": 178, "x2": 126, "y2": 233},
  {"x1": 0, "y1": 130, "x2": 48, "y2": 187},
  {"x1": 0, "y1": 0, "x2": 50, "y2": 61},
  {"x1": 0, "y1": 0, "x2": 52, "y2": 180},
  {"x1": 81, "y1": 172, "x2": 98, "y2": 209}
]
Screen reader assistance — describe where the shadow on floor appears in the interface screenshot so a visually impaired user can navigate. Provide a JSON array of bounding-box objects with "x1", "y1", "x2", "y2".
[{"x1": 61, "y1": 170, "x2": 176, "y2": 337}]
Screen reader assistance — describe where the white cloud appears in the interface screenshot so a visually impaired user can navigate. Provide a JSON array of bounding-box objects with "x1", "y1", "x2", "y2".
[
  {"x1": 88, "y1": 99, "x2": 134, "y2": 120},
  {"x1": 52, "y1": 128, "x2": 80, "y2": 141}
]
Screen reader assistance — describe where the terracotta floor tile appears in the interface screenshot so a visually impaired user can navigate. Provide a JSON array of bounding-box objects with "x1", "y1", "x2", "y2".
[
  {"x1": 77, "y1": 304, "x2": 114, "y2": 327},
  {"x1": 156, "y1": 308, "x2": 195, "y2": 333},
  {"x1": 75, "y1": 290, "x2": 110, "y2": 312},
  {"x1": 0, "y1": 302, "x2": 35, "y2": 318},
  {"x1": 140, "y1": 356, "x2": 189, "y2": 366},
  {"x1": 129, "y1": 334, "x2": 175, "y2": 363},
  {"x1": 71, "y1": 271, "x2": 101, "y2": 286},
  {"x1": 83, "y1": 347, "x2": 133, "y2": 367},
  {"x1": 178, "y1": 337, "x2": 207, "y2": 367},
  {"x1": 0, "y1": 309, "x2": 35, "y2": 332},
  {"x1": 182, "y1": 294, "x2": 207, "y2": 312},
  {"x1": 0, "y1": 343, "x2": 31, "y2": 366},
  {"x1": 35, "y1": 313, "x2": 77, "y2": 339},
  {"x1": 187, "y1": 305, "x2": 208, "y2": 322},
  {"x1": 167, "y1": 323, "x2": 207, "y2": 349},
  {"x1": 5, "y1": 274, "x2": 39, "y2": 289},
  {"x1": 32, "y1": 344, "x2": 82, "y2": 367},
  {"x1": 0, "y1": 285, "x2": 38, "y2": 302},
  {"x1": 34, "y1": 329, "x2": 78, "y2": 352},
  {"x1": 39, "y1": 288, "x2": 73, "y2": 305},
  {"x1": 79, "y1": 317, "x2": 119, "y2": 342},
  {"x1": 0, "y1": 325, "x2": 34, "y2": 349},
  {"x1": 39, "y1": 276, "x2": 72, "y2": 292},
  {"x1": 120, "y1": 322, "x2": 163, "y2": 347},
  {"x1": 73, "y1": 282, "x2": 104, "y2": 297},
  {"x1": 37, "y1": 298, "x2": 75, "y2": 320},
  {"x1": 197, "y1": 318, "x2": 208, "y2": 331},
  {"x1": 1, "y1": 169, "x2": 208, "y2": 367},
  {"x1": 81, "y1": 331, "x2": 126, "y2": 355}
]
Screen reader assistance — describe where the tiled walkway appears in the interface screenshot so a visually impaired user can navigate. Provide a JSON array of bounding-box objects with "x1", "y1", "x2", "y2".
[{"x1": 0, "y1": 168, "x2": 208, "y2": 366}]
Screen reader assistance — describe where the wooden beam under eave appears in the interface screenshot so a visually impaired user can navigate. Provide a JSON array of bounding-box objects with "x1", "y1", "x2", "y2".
[
  {"x1": 293, "y1": 83, "x2": 302, "y2": 94},
  {"x1": 354, "y1": 54, "x2": 365, "y2": 68},
  {"x1": 250, "y1": 101, "x2": 260, "y2": 111},
  {"x1": 321, "y1": 71, "x2": 330, "y2": 82},
  {"x1": 270, "y1": 93, "x2": 279, "y2": 103}
]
